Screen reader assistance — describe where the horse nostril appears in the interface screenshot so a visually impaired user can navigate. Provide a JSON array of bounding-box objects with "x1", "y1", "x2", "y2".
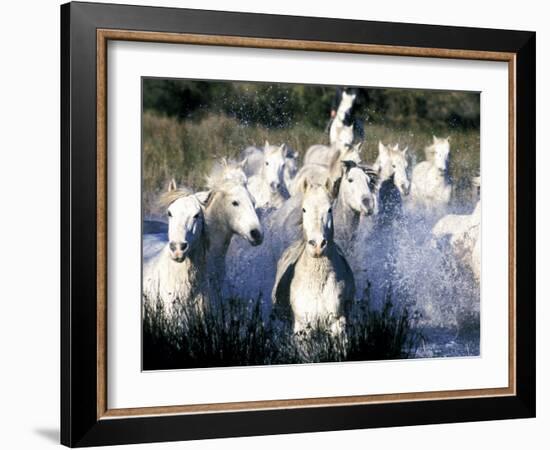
[
  {"x1": 308, "y1": 239, "x2": 316, "y2": 247},
  {"x1": 250, "y1": 228, "x2": 262, "y2": 242},
  {"x1": 180, "y1": 242, "x2": 188, "y2": 251},
  {"x1": 169, "y1": 242, "x2": 176, "y2": 252},
  {"x1": 320, "y1": 239, "x2": 327, "y2": 248}
]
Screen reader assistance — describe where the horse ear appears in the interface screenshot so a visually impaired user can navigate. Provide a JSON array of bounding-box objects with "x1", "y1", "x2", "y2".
[
  {"x1": 264, "y1": 140, "x2": 270, "y2": 148},
  {"x1": 378, "y1": 141, "x2": 387, "y2": 155},
  {"x1": 353, "y1": 142, "x2": 362, "y2": 152},
  {"x1": 167, "y1": 178, "x2": 177, "y2": 192},
  {"x1": 301, "y1": 177, "x2": 310, "y2": 194},
  {"x1": 433, "y1": 135, "x2": 438, "y2": 143},
  {"x1": 195, "y1": 190, "x2": 212, "y2": 206},
  {"x1": 446, "y1": 136, "x2": 451, "y2": 142},
  {"x1": 402, "y1": 146, "x2": 409, "y2": 155}
]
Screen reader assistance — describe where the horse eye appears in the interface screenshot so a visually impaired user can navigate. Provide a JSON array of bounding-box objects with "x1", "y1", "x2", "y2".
[
  {"x1": 167, "y1": 210, "x2": 172, "y2": 217},
  {"x1": 232, "y1": 200, "x2": 239, "y2": 207},
  {"x1": 348, "y1": 178, "x2": 354, "y2": 183},
  {"x1": 193, "y1": 213, "x2": 200, "y2": 219},
  {"x1": 392, "y1": 164, "x2": 396, "y2": 168},
  {"x1": 302, "y1": 208, "x2": 306, "y2": 213},
  {"x1": 265, "y1": 161, "x2": 269, "y2": 166}
]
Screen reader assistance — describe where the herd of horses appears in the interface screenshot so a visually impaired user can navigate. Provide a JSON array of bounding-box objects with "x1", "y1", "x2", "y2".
[{"x1": 143, "y1": 90, "x2": 481, "y2": 335}]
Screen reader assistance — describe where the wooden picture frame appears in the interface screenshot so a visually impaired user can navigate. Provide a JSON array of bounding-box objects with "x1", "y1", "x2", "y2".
[{"x1": 61, "y1": 1, "x2": 535, "y2": 447}]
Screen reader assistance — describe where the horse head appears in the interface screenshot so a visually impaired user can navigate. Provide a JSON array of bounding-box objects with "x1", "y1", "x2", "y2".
[
  {"x1": 262, "y1": 141, "x2": 288, "y2": 194},
  {"x1": 429, "y1": 135, "x2": 450, "y2": 174},
  {"x1": 374, "y1": 141, "x2": 410, "y2": 196},
  {"x1": 300, "y1": 178, "x2": 334, "y2": 258},
  {"x1": 339, "y1": 160, "x2": 377, "y2": 216},
  {"x1": 161, "y1": 180, "x2": 206, "y2": 263},
  {"x1": 336, "y1": 90, "x2": 356, "y2": 122},
  {"x1": 205, "y1": 160, "x2": 264, "y2": 246}
]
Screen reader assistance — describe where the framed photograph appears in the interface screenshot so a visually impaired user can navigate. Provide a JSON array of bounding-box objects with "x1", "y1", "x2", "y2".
[{"x1": 61, "y1": 1, "x2": 535, "y2": 447}]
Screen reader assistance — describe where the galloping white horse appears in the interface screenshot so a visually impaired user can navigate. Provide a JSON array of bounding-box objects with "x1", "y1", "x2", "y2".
[
  {"x1": 408, "y1": 136, "x2": 452, "y2": 216},
  {"x1": 242, "y1": 142, "x2": 291, "y2": 208},
  {"x1": 329, "y1": 90, "x2": 356, "y2": 147},
  {"x1": 432, "y1": 200, "x2": 481, "y2": 282},
  {"x1": 272, "y1": 179, "x2": 355, "y2": 335},
  {"x1": 142, "y1": 182, "x2": 210, "y2": 315},
  {"x1": 276, "y1": 158, "x2": 376, "y2": 253},
  {"x1": 373, "y1": 141, "x2": 410, "y2": 196},
  {"x1": 332, "y1": 160, "x2": 377, "y2": 247},
  {"x1": 203, "y1": 159, "x2": 264, "y2": 296},
  {"x1": 371, "y1": 142, "x2": 410, "y2": 227},
  {"x1": 241, "y1": 141, "x2": 298, "y2": 198},
  {"x1": 302, "y1": 142, "x2": 361, "y2": 170}
]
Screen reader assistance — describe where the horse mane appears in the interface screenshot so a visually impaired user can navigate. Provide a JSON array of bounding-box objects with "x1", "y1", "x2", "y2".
[
  {"x1": 158, "y1": 186, "x2": 193, "y2": 209},
  {"x1": 359, "y1": 164, "x2": 380, "y2": 192},
  {"x1": 205, "y1": 158, "x2": 247, "y2": 189}
]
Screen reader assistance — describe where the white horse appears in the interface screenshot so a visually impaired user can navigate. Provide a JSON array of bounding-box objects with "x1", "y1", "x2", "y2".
[
  {"x1": 272, "y1": 179, "x2": 355, "y2": 335},
  {"x1": 329, "y1": 90, "x2": 356, "y2": 146},
  {"x1": 302, "y1": 142, "x2": 361, "y2": 170},
  {"x1": 432, "y1": 200, "x2": 481, "y2": 282},
  {"x1": 373, "y1": 141, "x2": 410, "y2": 196},
  {"x1": 142, "y1": 182, "x2": 210, "y2": 316},
  {"x1": 243, "y1": 142, "x2": 290, "y2": 209},
  {"x1": 408, "y1": 136, "x2": 452, "y2": 217},
  {"x1": 371, "y1": 141, "x2": 410, "y2": 228},
  {"x1": 203, "y1": 159, "x2": 264, "y2": 296},
  {"x1": 241, "y1": 141, "x2": 297, "y2": 200},
  {"x1": 334, "y1": 161, "x2": 377, "y2": 243},
  {"x1": 276, "y1": 158, "x2": 376, "y2": 252}
]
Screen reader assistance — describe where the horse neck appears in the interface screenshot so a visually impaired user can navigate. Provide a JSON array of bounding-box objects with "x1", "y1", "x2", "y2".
[
  {"x1": 375, "y1": 161, "x2": 393, "y2": 184},
  {"x1": 332, "y1": 114, "x2": 344, "y2": 127},
  {"x1": 378, "y1": 173, "x2": 396, "y2": 194},
  {"x1": 203, "y1": 195, "x2": 233, "y2": 263},
  {"x1": 427, "y1": 158, "x2": 450, "y2": 184},
  {"x1": 334, "y1": 192, "x2": 360, "y2": 239},
  {"x1": 160, "y1": 239, "x2": 206, "y2": 285}
]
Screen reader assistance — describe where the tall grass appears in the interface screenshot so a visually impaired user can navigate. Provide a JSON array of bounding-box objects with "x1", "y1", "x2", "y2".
[
  {"x1": 142, "y1": 294, "x2": 421, "y2": 370},
  {"x1": 143, "y1": 111, "x2": 479, "y2": 216}
]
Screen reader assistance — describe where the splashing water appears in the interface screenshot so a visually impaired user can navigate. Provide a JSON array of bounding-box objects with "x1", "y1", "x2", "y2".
[{"x1": 144, "y1": 193, "x2": 480, "y2": 358}]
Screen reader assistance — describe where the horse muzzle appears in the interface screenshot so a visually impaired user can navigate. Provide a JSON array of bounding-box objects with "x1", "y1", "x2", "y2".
[
  {"x1": 169, "y1": 241, "x2": 189, "y2": 262},
  {"x1": 269, "y1": 181, "x2": 282, "y2": 194},
  {"x1": 307, "y1": 238, "x2": 328, "y2": 257},
  {"x1": 361, "y1": 197, "x2": 375, "y2": 216},
  {"x1": 248, "y1": 228, "x2": 264, "y2": 246},
  {"x1": 170, "y1": 253, "x2": 187, "y2": 263}
]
